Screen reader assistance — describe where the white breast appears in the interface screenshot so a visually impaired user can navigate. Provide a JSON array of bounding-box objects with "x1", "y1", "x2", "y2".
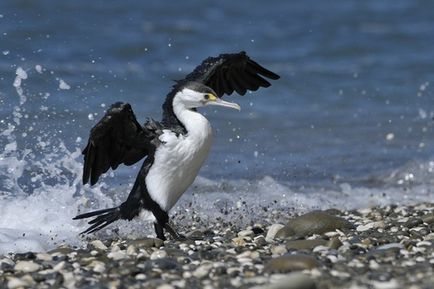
[{"x1": 145, "y1": 110, "x2": 212, "y2": 211}]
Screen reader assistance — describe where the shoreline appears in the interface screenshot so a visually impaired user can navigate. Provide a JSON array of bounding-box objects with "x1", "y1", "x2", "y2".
[{"x1": 1, "y1": 202, "x2": 434, "y2": 289}]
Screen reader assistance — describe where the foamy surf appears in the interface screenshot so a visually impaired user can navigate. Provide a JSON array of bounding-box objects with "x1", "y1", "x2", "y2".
[{"x1": 1, "y1": 152, "x2": 434, "y2": 254}]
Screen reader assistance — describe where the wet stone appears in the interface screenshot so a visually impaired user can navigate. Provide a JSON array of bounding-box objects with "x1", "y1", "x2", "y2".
[
  {"x1": 90, "y1": 240, "x2": 108, "y2": 251},
  {"x1": 356, "y1": 221, "x2": 385, "y2": 232},
  {"x1": 36, "y1": 253, "x2": 52, "y2": 262},
  {"x1": 404, "y1": 218, "x2": 423, "y2": 228},
  {"x1": 238, "y1": 229, "x2": 254, "y2": 237},
  {"x1": 150, "y1": 250, "x2": 168, "y2": 260},
  {"x1": 7, "y1": 277, "x2": 31, "y2": 289},
  {"x1": 369, "y1": 243, "x2": 403, "y2": 258},
  {"x1": 254, "y1": 236, "x2": 267, "y2": 246},
  {"x1": 14, "y1": 252, "x2": 36, "y2": 261},
  {"x1": 143, "y1": 258, "x2": 181, "y2": 271},
  {"x1": 127, "y1": 237, "x2": 163, "y2": 248},
  {"x1": 186, "y1": 230, "x2": 204, "y2": 240},
  {"x1": 327, "y1": 237, "x2": 343, "y2": 250},
  {"x1": 48, "y1": 246, "x2": 74, "y2": 256},
  {"x1": 14, "y1": 261, "x2": 41, "y2": 273},
  {"x1": 276, "y1": 211, "x2": 354, "y2": 239},
  {"x1": 1, "y1": 262, "x2": 14, "y2": 272},
  {"x1": 421, "y1": 212, "x2": 434, "y2": 224},
  {"x1": 265, "y1": 254, "x2": 321, "y2": 273},
  {"x1": 266, "y1": 224, "x2": 285, "y2": 241}
]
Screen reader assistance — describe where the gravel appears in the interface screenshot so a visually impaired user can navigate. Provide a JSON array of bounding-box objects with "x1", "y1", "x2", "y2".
[{"x1": 1, "y1": 203, "x2": 434, "y2": 288}]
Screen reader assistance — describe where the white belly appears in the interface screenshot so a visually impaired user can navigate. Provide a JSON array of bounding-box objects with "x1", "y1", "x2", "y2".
[{"x1": 145, "y1": 123, "x2": 212, "y2": 211}]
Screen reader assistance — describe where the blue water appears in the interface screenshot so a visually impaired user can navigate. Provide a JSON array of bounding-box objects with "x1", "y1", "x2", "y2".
[{"x1": 1, "y1": 0, "x2": 434, "y2": 253}]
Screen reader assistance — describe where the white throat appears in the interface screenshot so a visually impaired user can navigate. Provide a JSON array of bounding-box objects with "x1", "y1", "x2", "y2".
[{"x1": 172, "y1": 93, "x2": 210, "y2": 137}]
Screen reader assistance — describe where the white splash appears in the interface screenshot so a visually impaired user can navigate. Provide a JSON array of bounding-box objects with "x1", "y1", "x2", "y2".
[
  {"x1": 0, "y1": 118, "x2": 115, "y2": 254},
  {"x1": 35, "y1": 64, "x2": 43, "y2": 74},
  {"x1": 13, "y1": 67, "x2": 28, "y2": 105},
  {"x1": 58, "y1": 78, "x2": 71, "y2": 90}
]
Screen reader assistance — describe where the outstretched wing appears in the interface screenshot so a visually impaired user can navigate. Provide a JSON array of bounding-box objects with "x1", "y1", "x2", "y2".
[
  {"x1": 82, "y1": 102, "x2": 156, "y2": 185},
  {"x1": 183, "y1": 51, "x2": 280, "y2": 97}
]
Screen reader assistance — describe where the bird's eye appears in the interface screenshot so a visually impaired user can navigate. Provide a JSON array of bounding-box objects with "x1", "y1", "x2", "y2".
[{"x1": 204, "y1": 94, "x2": 210, "y2": 100}]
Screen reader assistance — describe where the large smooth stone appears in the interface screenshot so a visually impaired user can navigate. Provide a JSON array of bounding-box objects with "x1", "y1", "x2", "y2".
[
  {"x1": 276, "y1": 211, "x2": 354, "y2": 238},
  {"x1": 265, "y1": 254, "x2": 321, "y2": 273}
]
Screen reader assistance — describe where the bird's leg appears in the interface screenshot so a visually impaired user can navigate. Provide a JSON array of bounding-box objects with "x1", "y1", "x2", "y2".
[
  {"x1": 152, "y1": 207, "x2": 185, "y2": 241},
  {"x1": 154, "y1": 222, "x2": 166, "y2": 241},
  {"x1": 164, "y1": 222, "x2": 186, "y2": 241}
]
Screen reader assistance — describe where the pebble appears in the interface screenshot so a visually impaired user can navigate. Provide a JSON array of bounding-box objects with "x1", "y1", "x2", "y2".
[
  {"x1": 88, "y1": 260, "x2": 106, "y2": 273},
  {"x1": 7, "y1": 277, "x2": 31, "y2": 289},
  {"x1": 14, "y1": 261, "x2": 40, "y2": 273},
  {"x1": 35, "y1": 253, "x2": 52, "y2": 261},
  {"x1": 238, "y1": 229, "x2": 254, "y2": 237},
  {"x1": 416, "y1": 241, "x2": 431, "y2": 247},
  {"x1": 232, "y1": 237, "x2": 247, "y2": 246},
  {"x1": 1, "y1": 204, "x2": 434, "y2": 289},
  {"x1": 107, "y1": 250, "x2": 128, "y2": 260},
  {"x1": 404, "y1": 218, "x2": 423, "y2": 228},
  {"x1": 150, "y1": 250, "x2": 168, "y2": 260},
  {"x1": 271, "y1": 245, "x2": 288, "y2": 255},
  {"x1": 1, "y1": 258, "x2": 14, "y2": 266},
  {"x1": 421, "y1": 212, "x2": 434, "y2": 224},
  {"x1": 376, "y1": 243, "x2": 404, "y2": 251},
  {"x1": 328, "y1": 237, "x2": 343, "y2": 249},
  {"x1": 254, "y1": 235, "x2": 268, "y2": 246},
  {"x1": 135, "y1": 273, "x2": 147, "y2": 280},
  {"x1": 356, "y1": 221, "x2": 385, "y2": 232},
  {"x1": 127, "y1": 244, "x2": 137, "y2": 255},
  {"x1": 187, "y1": 230, "x2": 204, "y2": 240},
  {"x1": 53, "y1": 261, "x2": 65, "y2": 271},
  {"x1": 266, "y1": 224, "x2": 285, "y2": 241},
  {"x1": 193, "y1": 263, "x2": 213, "y2": 279},
  {"x1": 90, "y1": 239, "x2": 108, "y2": 250}
]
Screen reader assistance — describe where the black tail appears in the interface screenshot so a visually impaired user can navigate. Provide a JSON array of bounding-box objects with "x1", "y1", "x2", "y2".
[{"x1": 73, "y1": 207, "x2": 121, "y2": 234}]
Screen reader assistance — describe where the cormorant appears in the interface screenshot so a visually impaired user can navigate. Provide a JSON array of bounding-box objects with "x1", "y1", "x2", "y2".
[{"x1": 73, "y1": 51, "x2": 279, "y2": 240}]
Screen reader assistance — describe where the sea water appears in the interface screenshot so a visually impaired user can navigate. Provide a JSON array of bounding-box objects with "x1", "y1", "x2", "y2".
[{"x1": 1, "y1": 0, "x2": 434, "y2": 254}]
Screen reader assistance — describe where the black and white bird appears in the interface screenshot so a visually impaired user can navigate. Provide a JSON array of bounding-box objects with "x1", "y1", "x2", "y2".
[{"x1": 73, "y1": 51, "x2": 279, "y2": 240}]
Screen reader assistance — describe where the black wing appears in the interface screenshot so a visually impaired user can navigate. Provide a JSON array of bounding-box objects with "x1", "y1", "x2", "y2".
[
  {"x1": 82, "y1": 102, "x2": 156, "y2": 185},
  {"x1": 183, "y1": 51, "x2": 280, "y2": 97}
]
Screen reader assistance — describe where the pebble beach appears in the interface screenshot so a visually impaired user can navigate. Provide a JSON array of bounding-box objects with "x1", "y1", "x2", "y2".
[{"x1": 2, "y1": 203, "x2": 434, "y2": 289}]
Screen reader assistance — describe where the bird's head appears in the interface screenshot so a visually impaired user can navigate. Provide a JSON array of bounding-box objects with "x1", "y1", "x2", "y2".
[{"x1": 174, "y1": 82, "x2": 241, "y2": 111}]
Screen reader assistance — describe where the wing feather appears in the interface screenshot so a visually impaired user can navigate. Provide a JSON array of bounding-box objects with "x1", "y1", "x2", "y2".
[
  {"x1": 183, "y1": 51, "x2": 279, "y2": 97},
  {"x1": 82, "y1": 102, "x2": 156, "y2": 185},
  {"x1": 229, "y1": 70, "x2": 247, "y2": 95}
]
